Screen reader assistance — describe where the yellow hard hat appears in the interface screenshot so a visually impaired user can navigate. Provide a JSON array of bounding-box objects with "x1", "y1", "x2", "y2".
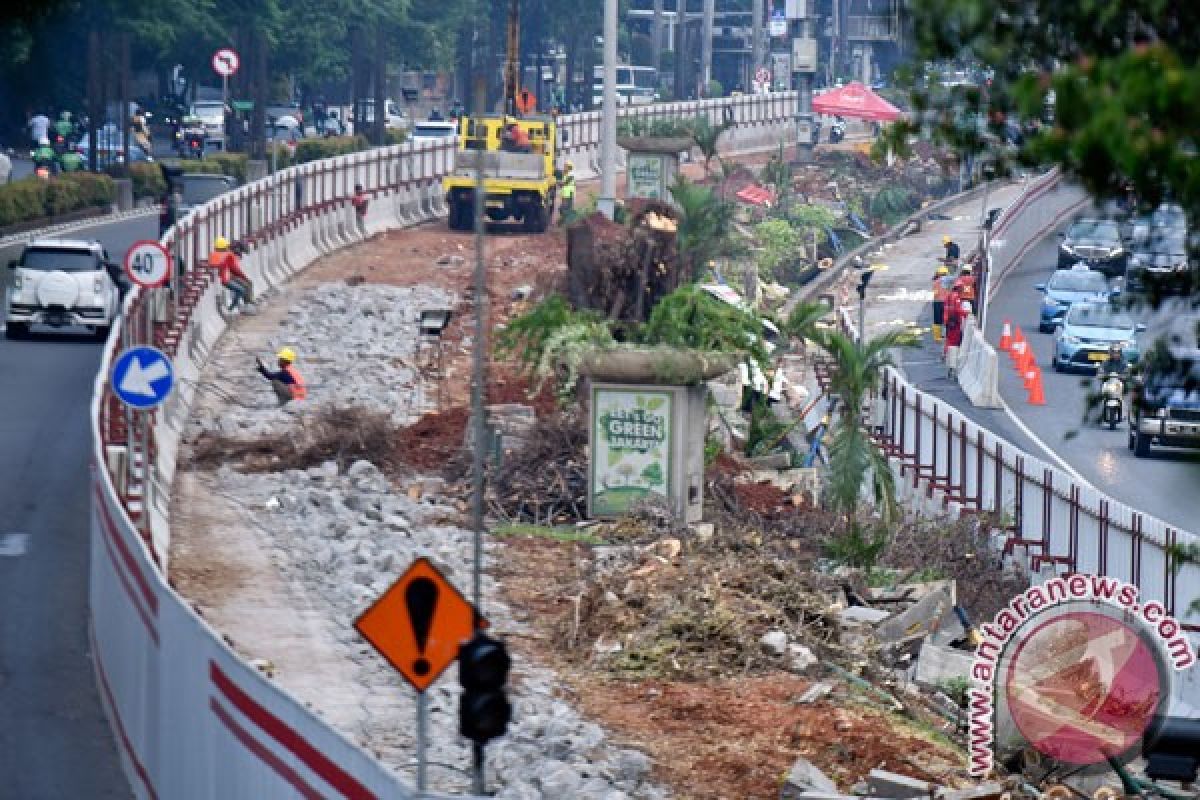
[
  {"x1": 936, "y1": 265, "x2": 949, "y2": 275},
  {"x1": 215, "y1": 236, "x2": 230, "y2": 251},
  {"x1": 942, "y1": 235, "x2": 952, "y2": 245},
  {"x1": 276, "y1": 347, "x2": 296, "y2": 363}
]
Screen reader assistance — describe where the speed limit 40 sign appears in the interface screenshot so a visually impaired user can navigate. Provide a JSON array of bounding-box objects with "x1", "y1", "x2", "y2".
[{"x1": 124, "y1": 240, "x2": 172, "y2": 288}]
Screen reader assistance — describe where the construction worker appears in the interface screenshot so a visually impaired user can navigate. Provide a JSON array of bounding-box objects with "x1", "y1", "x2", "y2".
[
  {"x1": 931, "y1": 264, "x2": 950, "y2": 342},
  {"x1": 954, "y1": 262, "x2": 978, "y2": 314},
  {"x1": 256, "y1": 348, "x2": 307, "y2": 406},
  {"x1": 559, "y1": 162, "x2": 576, "y2": 220},
  {"x1": 351, "y1": 183, "x2": 369, "y2": 235},
  {"x1": 942, "y1": 235, "x2": 960, "y2": 266},
  {"x1": 208, "y1": 236, "x2": 254, "y2": 312},
  {"x1": 944, "y1": 297, "x2": 971, "y2": 355}
]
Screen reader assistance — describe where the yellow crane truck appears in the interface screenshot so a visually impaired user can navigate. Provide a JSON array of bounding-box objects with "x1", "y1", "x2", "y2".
[{"x1": 442, "y1": 114, "x2": 562, "y2": 233}]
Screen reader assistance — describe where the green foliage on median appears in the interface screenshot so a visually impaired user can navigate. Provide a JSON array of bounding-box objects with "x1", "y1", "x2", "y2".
[{"x1": 0, "y1": 173, "x2": 117, "y2": 229}]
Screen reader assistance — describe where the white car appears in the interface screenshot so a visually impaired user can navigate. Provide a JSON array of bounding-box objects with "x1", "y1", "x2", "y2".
[
  {"x1": 5, "y1": 239, "x2": 124, "y2": 339},
  {"x1": 190, "y1": 101, "x2": 226, "y2": 144}
]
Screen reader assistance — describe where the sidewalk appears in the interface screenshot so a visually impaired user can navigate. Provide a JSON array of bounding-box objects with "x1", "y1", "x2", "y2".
[{"x1": 842, "y1": 181, "x2": 1055, "y2": 459}]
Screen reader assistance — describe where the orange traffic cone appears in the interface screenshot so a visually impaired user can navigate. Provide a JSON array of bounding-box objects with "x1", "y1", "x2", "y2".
[
  {"x1": 1027, "y1": 368, "x2": 1046, "y2": 405},
  {"x1": 999, "y1": 319, "x2": 1013, "y2": 353},
  {"x1": 1010, "y1": 340, "x2": 1026, "y2": 368},
  {"x1": 1019, "y1": 342, "x2": 1036, "y2": 374},
  {"x1": 1023, "y1": 364, "x2": 1037, "y2": 390}
]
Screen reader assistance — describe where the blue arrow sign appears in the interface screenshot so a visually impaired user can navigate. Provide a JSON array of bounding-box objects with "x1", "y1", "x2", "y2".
[{"x1": 112, "y1": 346, "x2": 175, "y2": 410}]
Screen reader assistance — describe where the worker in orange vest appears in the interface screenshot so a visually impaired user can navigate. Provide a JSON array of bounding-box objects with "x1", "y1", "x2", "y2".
[
  {"x1": 954, "y1": 262, "x2": 978, "y2": 314},
  {"x1": 931, "y1": 264, "x2": 951, "y2": 341},
  {"x1": 209, "y1": 236, "x2": 254, "y2": 312},
  {"x1": 944, "y1": 297, "x2": 971, "y2": 355},
  {"x1": 256, "y1": 347, "x2": 308, "y2": 405}
]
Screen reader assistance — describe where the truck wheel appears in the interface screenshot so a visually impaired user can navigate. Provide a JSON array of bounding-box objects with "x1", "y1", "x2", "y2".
[
  {"x1": 1131, "y1": 427, "x2": 1151, "y2": 458},
  {"x1": 4, "y1": 322, "x2": 28, "y2": 340},
  {"x1": 524, "y1": 203, "x2": 545, "y2": 233}
]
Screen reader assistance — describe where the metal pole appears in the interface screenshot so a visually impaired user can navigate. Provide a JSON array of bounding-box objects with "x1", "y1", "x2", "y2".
[
  {"x1": 858, "y1": 291, "x2": 866, "y2": 351},
  {"x1": 652, "y1": 0, "x2": 663, "y2": 75},
  {"x1": 795, "y1": 16, "x2": 815, "y2": 164},
  {"x1": 415, "y1": 692, "x2": 428, "y2": 794},
  {"x1": 751, "y1": 0, "x2": 764, "y2": 87},
  {"x1": 597, "y1": 0, "x2": 618, "y2": 219},
  {"x1": 701, "y1": 0, "x2": 714, "y2": 96},
  {"x1": 469, "y1": 74, "x2": 491, "y2": 794}
]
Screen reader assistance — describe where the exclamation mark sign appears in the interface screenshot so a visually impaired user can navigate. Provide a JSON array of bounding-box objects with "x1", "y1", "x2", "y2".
[{"x1": 405, "y1": 577, "x2": 439, "y2": 676}]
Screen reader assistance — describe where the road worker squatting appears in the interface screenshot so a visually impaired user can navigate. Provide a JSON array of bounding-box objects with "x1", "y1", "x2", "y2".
[{"x1": 256, "y1": 347, "x2": 307, "y2": 406}]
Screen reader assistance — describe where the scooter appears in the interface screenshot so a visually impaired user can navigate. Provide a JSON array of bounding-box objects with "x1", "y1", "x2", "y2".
[{"x1": 1100, "y1": 372, "x2": 1125, "y2": 429}]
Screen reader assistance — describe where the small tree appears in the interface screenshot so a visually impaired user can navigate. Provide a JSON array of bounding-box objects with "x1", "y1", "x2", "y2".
[
  {"x1": 668, "y1": 177, "x2": 735, "y2": 280},
  {"x1": 753, "y1": 218, "x2": 801, "y2": 281},
  {"x1": 690, "y1": 115, "x2": 735, "y2": 177}
]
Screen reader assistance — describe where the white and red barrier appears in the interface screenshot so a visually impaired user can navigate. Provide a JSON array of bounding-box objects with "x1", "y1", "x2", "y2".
[{"x1": 90, "y1": 94, "x2": 803, "y2": 797}]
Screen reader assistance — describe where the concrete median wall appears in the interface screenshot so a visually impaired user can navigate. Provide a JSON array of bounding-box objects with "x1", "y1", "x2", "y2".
[{"x1": 89, "y1": 93, "x2": 802, "y2": 799}]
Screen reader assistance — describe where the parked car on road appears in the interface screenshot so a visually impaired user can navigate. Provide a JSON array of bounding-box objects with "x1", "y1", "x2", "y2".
[
  {"x1": 1129, "y1": 347, "x2": 1200, "y2": 457},
  {"x1": 1057, "y1": 217, "x2": 1127, "y2": 276},
  {"x1": 1052, "y1": 302, "x2": 1144, "y2": 372},
  {"x1": 5, "y1": 239, "x2": 125, "y2": 339},
  {"x1": 1036, "y1": 265, "x2": 1115, "y2": 332}
]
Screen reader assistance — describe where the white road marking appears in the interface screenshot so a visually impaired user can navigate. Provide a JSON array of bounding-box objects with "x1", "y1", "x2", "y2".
[
  {"x1": 0, "y1": 533, "x2": 30, "y2": 557},
  {"x1": 999, "y1": 397, "x2": 1096, "y2": 489}
]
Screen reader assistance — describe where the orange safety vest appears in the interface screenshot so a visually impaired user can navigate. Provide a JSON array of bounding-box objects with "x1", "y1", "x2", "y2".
[
  {"x1": 955, "y1": 275, "x2": 977, "y2": 300},
  {"x1": 284, "y1": 365, "x2": 307, "y2": 401},
  {"x1": 932, "y1": 276, "x2": 948, "y2": 303}
]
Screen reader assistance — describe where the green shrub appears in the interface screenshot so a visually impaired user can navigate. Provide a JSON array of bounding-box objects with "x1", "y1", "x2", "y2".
[
  {"x1": 61, "y1": 172, "x2": 116, "y2": 207},
  {"x1": 128, "y1": 163, "x2": 167, "y2": 199},
  {"x1": 207, "y1": 152, "x2": 250, "y2": 182},
  {"x1": 43, "y1": 179, "x2": 82, "y2": 216},
  {"x1": 0, "y1": 179, "x2": 45, "y2": 227},
  {"x1": 293, "y1": 135, "x2": 369, "y2": 165}
]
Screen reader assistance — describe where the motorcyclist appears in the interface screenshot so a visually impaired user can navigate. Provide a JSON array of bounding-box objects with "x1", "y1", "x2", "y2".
[
  {"x1": 53, "y1": 111, "x2": 74, "y2": 151},
  {"x1": 1100, "y1": 343, "x2": 1129, "y2": 377},
  {"x1": 32, "y1": 137, "x2": 57, "y2": 174},
  {"x1": 57, "y1": 147, "x2": 85, "y2": 172}
]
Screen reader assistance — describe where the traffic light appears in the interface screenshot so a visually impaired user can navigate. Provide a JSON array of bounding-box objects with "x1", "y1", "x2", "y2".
[
  {"x1": 458, "y1": 631, "x2": 512, "y2": 745},
  {"x1": 1143, "y1": 716, "x2": 1200, "y2": 784}
]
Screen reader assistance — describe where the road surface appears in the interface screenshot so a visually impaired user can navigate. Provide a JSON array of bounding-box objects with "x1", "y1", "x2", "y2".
[
  {"x1": 984, "y1": 217, "x2": 1200, "y2": 534},
  {"x1": 0, "y1": 214, "x2": 154, "y2": 799}
]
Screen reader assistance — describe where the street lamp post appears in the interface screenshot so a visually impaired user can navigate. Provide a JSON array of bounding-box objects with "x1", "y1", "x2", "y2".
[
  {"x1": 856, "y1": 267, "x2": 875, "y2": 351},
  {"x1": 598, "y1": 0, "x2": 618, "y2": 219}
]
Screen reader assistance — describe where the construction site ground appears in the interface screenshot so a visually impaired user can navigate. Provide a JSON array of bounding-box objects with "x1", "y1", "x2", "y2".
[{"x1": 169, "y1": 146, "x2": 980, "y2": 798}]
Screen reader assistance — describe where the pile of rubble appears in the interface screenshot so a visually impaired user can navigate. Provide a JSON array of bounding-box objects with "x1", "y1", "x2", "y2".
[{"x1": 178, "y1": 282, "x2": 671, "y2": 799}]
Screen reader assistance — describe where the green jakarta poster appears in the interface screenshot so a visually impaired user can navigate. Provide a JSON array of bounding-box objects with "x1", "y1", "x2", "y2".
[{"x1": 591, "y1": 388, "x2": 672, "y2": 516}]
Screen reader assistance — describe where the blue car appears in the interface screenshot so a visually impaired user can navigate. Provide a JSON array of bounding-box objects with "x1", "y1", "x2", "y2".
[
  {"x1": 1052, "y1": 303, "x2": 1145, "y2": 373},
  {"x1": 1035, "y1": 265, "x2": 1115, "y2": 332}
]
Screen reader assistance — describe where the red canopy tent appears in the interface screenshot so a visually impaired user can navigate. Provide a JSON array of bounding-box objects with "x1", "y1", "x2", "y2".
[{"x1": 812, "y1": 82, "x2": 901, "y2": 122}]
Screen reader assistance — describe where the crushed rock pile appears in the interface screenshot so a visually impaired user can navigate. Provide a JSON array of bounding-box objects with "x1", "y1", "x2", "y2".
[{"x1": 181, "y1": 282, "x2": 666, "y2": 799}]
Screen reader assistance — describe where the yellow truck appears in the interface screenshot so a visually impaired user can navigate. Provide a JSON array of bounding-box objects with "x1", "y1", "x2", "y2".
[{"x1": 442, "y1": 114, "x2": 563, "y2": 233}]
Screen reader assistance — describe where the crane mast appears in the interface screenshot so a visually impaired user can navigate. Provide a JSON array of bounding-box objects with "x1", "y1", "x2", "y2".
[{"x1": 503, "y1": 0, "x2": 521, "y2": 116}]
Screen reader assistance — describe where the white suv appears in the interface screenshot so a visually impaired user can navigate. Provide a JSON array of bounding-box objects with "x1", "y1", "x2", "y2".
[{"x1": 6, "y1": 239, "x2": 124, "y2": 340}]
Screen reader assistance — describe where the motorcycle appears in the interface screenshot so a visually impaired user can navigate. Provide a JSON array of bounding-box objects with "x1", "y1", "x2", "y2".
[
  {"x1": 829, "y1": 118, "x2": 846, "y2": 144},
  {"x1": 1100, "y1": 372, "x2": 1125, "y2": 429},
  {"x1": 175, "y1": 127, "x2": 205, "y2": 159}
]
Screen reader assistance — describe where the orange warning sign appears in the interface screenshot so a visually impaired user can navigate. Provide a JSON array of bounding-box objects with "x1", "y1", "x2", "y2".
[
  {"x1": 354, "y1": 557, "x2": 482, "y2": 692},
  {"x1": 516, "y1": 88, "x2": 536, "y2": 115}
]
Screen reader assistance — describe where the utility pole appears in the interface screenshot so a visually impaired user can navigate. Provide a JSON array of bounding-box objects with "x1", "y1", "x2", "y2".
[
  {"x1": 792, "y1": 2, "x2": 817, "y2": 164},
  {"x1": 598, "y1": 0, "x2": 618, "y2": 219},
  {"x1": 701, "y1": 0, "x2": 715, "y2": 97},
  {"x1": 751, "y1": 0, "x2": 764, "y2": 88},
  {"x1": 652, "y1": 0, "x2": 663, "y2": 75}
]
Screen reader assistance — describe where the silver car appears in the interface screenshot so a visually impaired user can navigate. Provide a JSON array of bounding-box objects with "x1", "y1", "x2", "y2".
[{"x1": 1052, "y1": 303, "x2": 1144, "y2": 373}]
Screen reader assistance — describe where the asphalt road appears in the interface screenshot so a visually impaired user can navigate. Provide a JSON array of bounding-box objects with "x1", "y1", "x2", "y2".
[
  {"x1": 0, "y1": 215, "x2": 154, "y2": 799},
  {"x1": 984, "y1": 217, "x2": 1200, "y2": 533}
]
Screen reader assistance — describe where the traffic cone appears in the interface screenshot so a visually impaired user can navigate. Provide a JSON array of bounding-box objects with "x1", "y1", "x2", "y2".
[
  {"x1": 999, "y1": 319, "x2": 1013, "y2": 353},
  {"x1": 1023, "y1": 364, "x2": 1037, "y2": 390},
  {"x1": 1027, "y1": 368, "x2": 1046, "y2": 405},
  {"x1": 1019, "y1": 342, "x2": 1036, "y2": 374},
  {"x1": 1010, "y1": 340, "x2": 1026, "y2": 368}
]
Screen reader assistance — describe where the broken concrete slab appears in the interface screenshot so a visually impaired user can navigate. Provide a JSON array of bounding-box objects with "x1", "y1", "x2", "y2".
[
  {"x1": 839, "y1": 606, "x2": 892, "y2": 625},
  {"x1": 935, "y1": 783, "x2": 1005, "y2": 800},
  {"x1": 797, "y1": 682, "x2": 832, "y2": 704},
  {"x1": 914, "y1": 641, "x2": 974, "y2": 689},
  {"x1": 867, "y1": 769, "x2": 934, "y2": 798},
  {"x1": 749, "y1": 452, "x2": 791, "y2": 470},
  {"x1": 875, "y1": 583, "x2": 956, "y2": 644},
  {"x1": 779, "y1": 757, "x2": 839, "y2": 799}
]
